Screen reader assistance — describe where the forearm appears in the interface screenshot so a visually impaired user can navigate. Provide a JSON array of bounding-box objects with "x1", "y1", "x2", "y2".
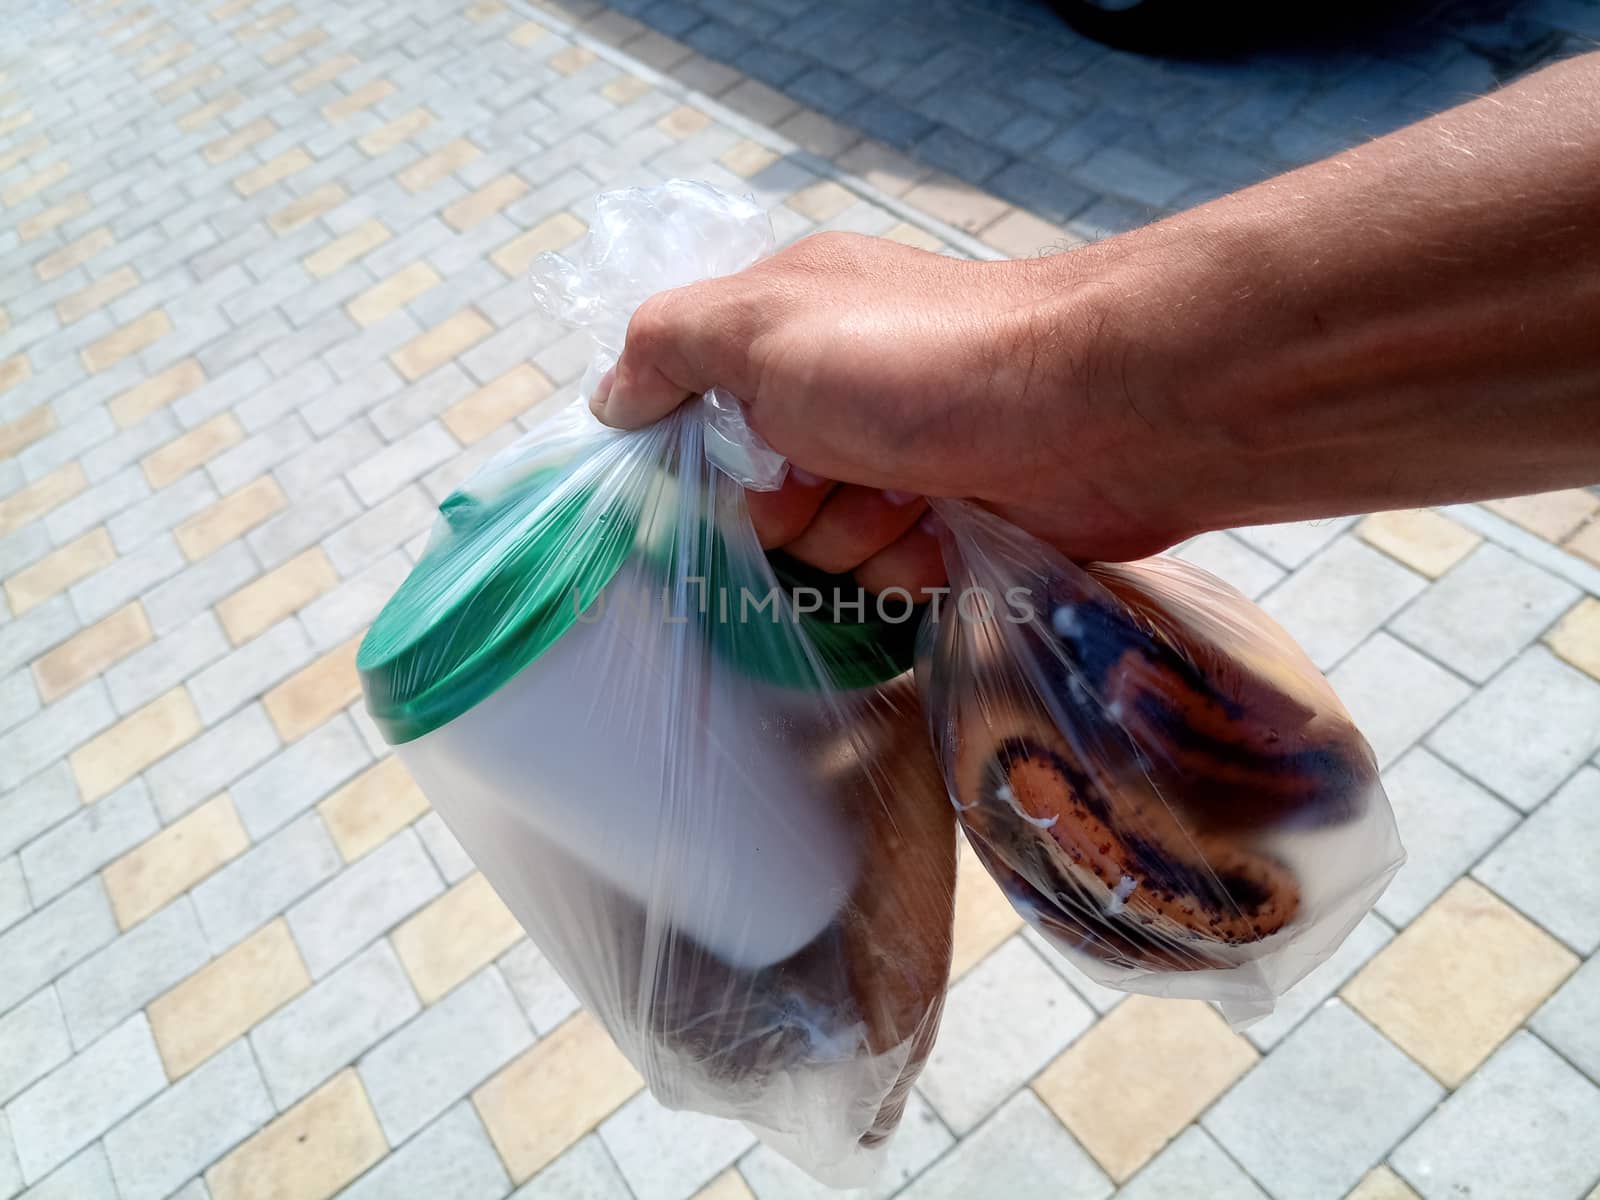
[{"x1": 1045, "y1": 50, "x2": 1600, "y2": 539}]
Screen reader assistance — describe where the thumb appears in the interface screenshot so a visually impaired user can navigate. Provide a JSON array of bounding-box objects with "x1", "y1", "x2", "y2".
[{"x1": 590, "y1": 283, "x2": 750, "y2": 429}]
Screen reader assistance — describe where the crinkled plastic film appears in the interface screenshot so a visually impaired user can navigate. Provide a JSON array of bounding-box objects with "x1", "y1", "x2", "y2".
[
  {"x1": 357, "y1": 182, "x2": 956, "y2": 1183},
  {"x1": 918, "y1": 500, "x2": 1404, "y2": 1027}
]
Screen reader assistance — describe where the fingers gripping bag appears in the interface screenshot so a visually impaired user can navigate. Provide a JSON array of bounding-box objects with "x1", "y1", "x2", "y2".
[
  {"x1": 918, "y1": 501, "x2": 1403, "y2": 1026},
  {"x1": 356, "y1": 181, "x2": 957, "y2": 1183}
]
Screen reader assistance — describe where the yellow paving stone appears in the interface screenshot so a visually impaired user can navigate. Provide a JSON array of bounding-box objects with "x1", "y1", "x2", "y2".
[
  {"x1": 20, "y1": 192, "x2": 89, "y2": 240},
  {"x1": 304, "y1": 217, "x2": 389, "y2": 277},
  {"x1": 346, "y1": 260, "x2": 440, "y2": 325},
  {"x1": 718, "y1": 138, "x2": 778, "y2": 179},
  {"x1": 465, "y1": 0, "x2": 503, "y2": 19},
  {"x1": 396, "y1": 137, "x2": 481, "y2": 193},
  {"x1": 948, "y1": 840, "x2": 1023, "y2": 981},
  {"x1": 980, "y1": 208, "x2": 1080, "y2": 259},
  {"x1": 548, "y1": 44, "x2": 596, "y2": 75},
  {"x1": 1358, "y1": 508, "x2": 1482, "y2": 579},
  {"x1": 357, "y1": 106, "x2": 431, "y2": 156},
  {"x1": 323, "y1": 78, "x2": 394, "y2": 121},
  {"x1": 57, "y1": 264, "x2": 139, "y2": 323},
  {"x1": 392, "y1": 872, "x2": 523, "y2": 1005},
  {"x1": 784, "y1": 178, "x2": 856, "y2": 222},
  {"x1": 209, "y1": 0, "x2": 252, "y2": 19},
  {"x1": 442, "y1": 173, "x2": 527, "y2": 232},
  {"x1": 103, "y1": 792, "x2": 249, "y2": 930},
  {"x1": 1348, "y1": 1166, "x2": 1424, "y2": 1200},
  {"x1": 0, "y1": 109, "x2": 32, "y2": 137},
  {"x1": 0, "y1": 134, "x2": 50, "y2": 176},
  {"x1": 600, "y1": 73, "x2": 651, "y2": 104},
  {"x1": 693, "y1": 1170, "x2": 756, "y2": 1200},
  {"x1": 142, "y1": 412, "x2": 243, "y2": 487},
  {"x1": 262, "y1": 634, "x2": 363, "y2": 741},
  {"x1": 835, "y1": 139, "x2": 927, "y2": 198},
  {"x1": 391, "y1": 308, "x2": 492, "y2": 381},
  {"x1": 206, "y1": 1069, "x2": 385, "y2": 1200},
  {"x1": 137, "y1": 39, "x2": 193, "y2": 76},
  {"x1": 175, "y1": 475, "x2": 288, "y2": 560},
  {"x1": 1485, "y1": 488, "x2": 1600, "y2": 543},
  {"x1": 657, "y1": 103, "x2": 712, "y2": 139},
  {"x1": 0, "y1": 354, "x2": 33, "y2": 395},
  {"x1": 110, "y1": 357, "x2": 205, "y2": 427},
  {"x1": 473, "y1": 1011, "x2": 643, "y2": 1182},
  {"x1": 261, "y1": 25, "x2": 325, "y2": 65},
  {"x1": 5, "y1": 526, "x2": 116, "y2": 615},
  {"x1": 883, "y1": 221, "x2": 943, "y2": 251},
  {"x1": 150, "y1": 918, "x2": 310, "y2": 1076},
  {"x1": 1342, "y1": 878, "x2": 1578, "y2": 1086},
  {"x1": 3, "y1": 159, "x2": 70, "y2": 207},
  {"x1": 506, "y1": 18, "x2": 547, "y2": 45},
  {"x1": 218, "y1": 547, "x2": 337, "y2": 645},
  {"x1": 234, "y1": 3, "x2": 294, "y2": 40},
  {"x1": 319, "y1": 755, "x2": 429, "y2": 863},
  {"x1": 69, "y1": 687, "x2": 202, "y2": 803},
  {"x1": 202, "y1": 115, "x2": 274, "y2": 163},
  {"x1": 33, "y1": 602, "x2": 152, "y2": 704},
  {"x1": 0, "y1": 307, "x2": 7, "y2": 334},
  {"x1": 48, "y1": 221, "x2": 102, "y2": 296},
  {"x1": 489, "y1": 211, "x2": 586, "y2": 278},
  {"x1": 1033, "y1": 995, "x2": 1258, "y2": 1182},
  {"x1": 266, "y1": 182, "x2": 346, "y2": 234},
  {"x1": 1546, "y1": 597, "x2": 1600, "y2": 681},
  {"x1": 177, "y1": 91, "x2": 241, "y2": 131},
  {"x1": 1565, "y1": 516, "x2": 1600, "y2": 568},
  {"x1": 0, "y1": 403, "x2": 54, "y2": 456},
  {"x1": 82, "y1": 308, "x2": 171, "y2": 371},
  {"x1": 903, "y1": 172, "x2": 1009, "y2": 234},
  {"x1": 234, "y1": 146, "x2": 311, "y2": 196},
  {"x1": 441, "y1": 363, "x2": 555, "y2": 444},
  {"x1": 156, "y1": 62, "x2": 222, "y2": 101},
  {"x1": 0, "y1": 462, "x2": 86, "y2": 538},
  {"x1": 291, "y1": 51, "x2": 356, "y2": 94},
  {"x1": 112, "y1": 19, "x2": 164, "y2": 50}
]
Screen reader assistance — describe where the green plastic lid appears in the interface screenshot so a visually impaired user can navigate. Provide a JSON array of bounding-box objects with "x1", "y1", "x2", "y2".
[{"x1": 357, "y1": 465, "x2": 920, "y2": 745}]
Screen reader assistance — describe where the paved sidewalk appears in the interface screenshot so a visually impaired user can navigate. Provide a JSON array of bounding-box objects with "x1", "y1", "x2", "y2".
[{"x1": 2, "y1": 1, "x2": 1600, "y2": 1199}]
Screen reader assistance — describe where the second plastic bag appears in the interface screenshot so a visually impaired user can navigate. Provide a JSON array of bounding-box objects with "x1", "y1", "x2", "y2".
[
  {"x1": 919, "y1": 501, "x2": 1404, "y2": 1025},
  {"x1": 357, "y1": 183, "x2": 957, "y2": 1183}
]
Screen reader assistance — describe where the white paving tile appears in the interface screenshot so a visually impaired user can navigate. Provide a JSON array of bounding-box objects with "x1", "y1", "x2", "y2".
[
  {"x1": 0, "y1": 988, "x2": 73, "y2": 1107},
  {"x1": 1260, "y1": 537, "x2": 1427, "y2": 670},
  {"x1": 1171, "y1": 534, "x2": 1285, "y2": 600},
  {"x1": 1391, "y1": 1032, "x2": 1600, "y2": 1200},
  {"x1": 1244, "y1": 914, "x2": 1394, "y2": 1051},
  {"x1": 15, "y1": 1141, "x2": 120, "y2": 1200},
  {"x1": 1022, "y1": 929, "x2": 1128, "y2": 1014},
  {"x1": 917, "y1": 938, "x2": 1093, "y2": 1134},
  {"x1": 1231, "y1": 518, "x2": 1358, "y2": 571},
  {"x1": 498, "y1": 940, "x2": 581, "y2": 1036},
  {"x1": 1203, "y1": 1001, "x2": 1442, "y2": 1200},
  {"x1": 1115, "y1": 1126, "x2": 1268, "y2": 1200},
  {"x1": 512, "y1": 1134, "x2": 631, "y2": 1200},
  {"x1": 1532, "y1": 953, "x2": 1600, "y2": 1087},
  {"x1": 1327, "y1": 633, "x2": 1471, "y2": 768},
  {"x1": 1474, "y1": 766, "x2": 1600, "y2": 953},
  {"x1": 599, "y1": 1092, "x2": 756, "y2": 1200},
  {"x1": 897, "y1": 1090, "x2": 1111, "y2": 1200},
  {"x1": 338, "y1": 1101, "x2": 511, "y2": 1200},
  {"x1": 1428, "y1": 647, "x2": 1600, "y2": 810}
]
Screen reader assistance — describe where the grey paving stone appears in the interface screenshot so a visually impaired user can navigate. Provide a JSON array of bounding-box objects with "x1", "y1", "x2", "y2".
[
  {"x1": 78, "y1": 410, "x2": 180, "y2": 485},
  {"x1": 56, "y1": 896, "x2": 210, "y2": 1049},
  {"x1": 104, "y1": 610, "x2": 231, "y2": 715},
  {"x1": 70, "y1": 533, "x2": 186, "y2": 626},
  {"x1": 15, "y1": 1141, "x2": 120, "y2": 1200},
  {"x1": 918, "y1": 938, "x2": 1093, "y2": 1134},
  {"x1": 301, "y1": 360, "x2": 407, "y2": 436},
  {"x1": 0, "y1": 523, "x2": 54, "y2": 583},
  {"x1": 600, "y1": 1093, "x2": 754, "y2": 1200},
  {"x1": 1389, "y1": 543, "x2": 1581, "y2": 684},
  {"x1": 358, "y1": 965, "x2": 533, "y2": 1144},
  {"x1": 339, "y1": 1101, "x2": 511, "y2": 1200},
  {"x1": 18, "y1": 410, "x2": 115, "y2": 484},
  {"x1": 43, "y1": 465, "x2": 150, "y2": 546},
  {"x1": 19, "y1": 780, "x2": 159, "y2": 906},
  {"x1": 1326, "y1": 632, "x2": 1472, "y2": 768},
  {"x1": 324, "y1": 483, "x2": 437, "y2": 575},
  {"x1": 191, "y1": 811, "x2": 342, "y2": 953},
  {"x1": 234, "y1": 359, "x2": 337, "y2": 435},
  {"x1": 103, "y1": 1040, "x2": 272, "y2": 1200},
  {"x1": 0, "y1": 763, "x2": 80, "y2": 862},
  {"x1": 287, "y1": 826, "x2": 443, "y2": 977},
  {"x1": 251, "y1": 939, "x2": 422, "y2": 1109},
  {"x1": 1532, "y1": 953, "x2": 1600, "y2": 1088},
  {"x1": 347, "y1": 420, "x2": 459, "y2": 506},
  {"x1": 1116, "y1": 1126, "x2": 1268, "y2": 1200},
  {"x1": 416, "y1": 810, "x2": 478, "y2": 887},
  {"x1": 1391, "y1": 1032, "x2": 1600, "y2": 1200},
  {"x1": 0, "y1": 989, "x2": 72, "y2": 1108},
  {"x1": 1203, "y1": 1000, "x2": 1442, "y2": 1200},
  {"x1": 0, "y1": 670, "x2": 41, "y2": 739},
  {"x1": 231, "y1": 712, "x2": 371, "y2": 839},
  {"x1": 0, "y1": 596, "x2": 78, "y2": 682},
  {"x1": 0, "y1": 857, "x2": 26, "y2": 937},
  {"x1": 1474, "y1": 766, "x2": 1600, "y2": 953},
  {"x1": 186, "y1": 616, "x2": 314, "y2": 724},
  {"x1": 205, "y1": 413, "x2": 314, "y2": 496},
  {"x1": 299, "y1": 550, "x2": 409, "y2": 651},
  {"x1": 247, "y1": 477, "x2": 366, "y2": 568},
  {"x1": 899, "y1": 1089, "x2": 1110, "y2": 1200},
  {"x1": 145, "y1": 703, "x2": 281, "y2": 824},
  {"x1": 0, "y1": 1115, "x2": 17, "y2": 1200},
  {"x1": 0, "y1": 683, "x2": 115, "y2": 795},
  {"x1": 512, "y1": 1135, "x2": 631, "y2": 1200},
  {"x1": 142, "y1": 541, "x2": 258, "y2": 637},
  {"x1": 5, "y1": 1014, "x2": 166, "y2": 1186},
  {"x1": 1243, "y1": 914, "x2": 1393, "y2": 1051},
  {"x1": 1230, "y1": 517, "x2": 1359, "y2": 570},
  {"x1": 1428, "y1": 646, "x2": 1600, "y2": 810},
  {"x1": 1259, "y1": 536, "x2": 1428, "y2": 670},
  {"x1": 1375, "y1": 748, "x2": 1519, "y2": 928},
  {"x1": 272, "y1": 419, "x2": 384, "y2": 502}
]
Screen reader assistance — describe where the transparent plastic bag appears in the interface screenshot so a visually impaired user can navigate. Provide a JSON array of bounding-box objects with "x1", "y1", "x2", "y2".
[
  {"x1": 357, "y1": 182, "x2": 956, "y2": 1183},
  {"x1": 918, "y1": 500, "x2": 1404, "y2": 1026}
]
